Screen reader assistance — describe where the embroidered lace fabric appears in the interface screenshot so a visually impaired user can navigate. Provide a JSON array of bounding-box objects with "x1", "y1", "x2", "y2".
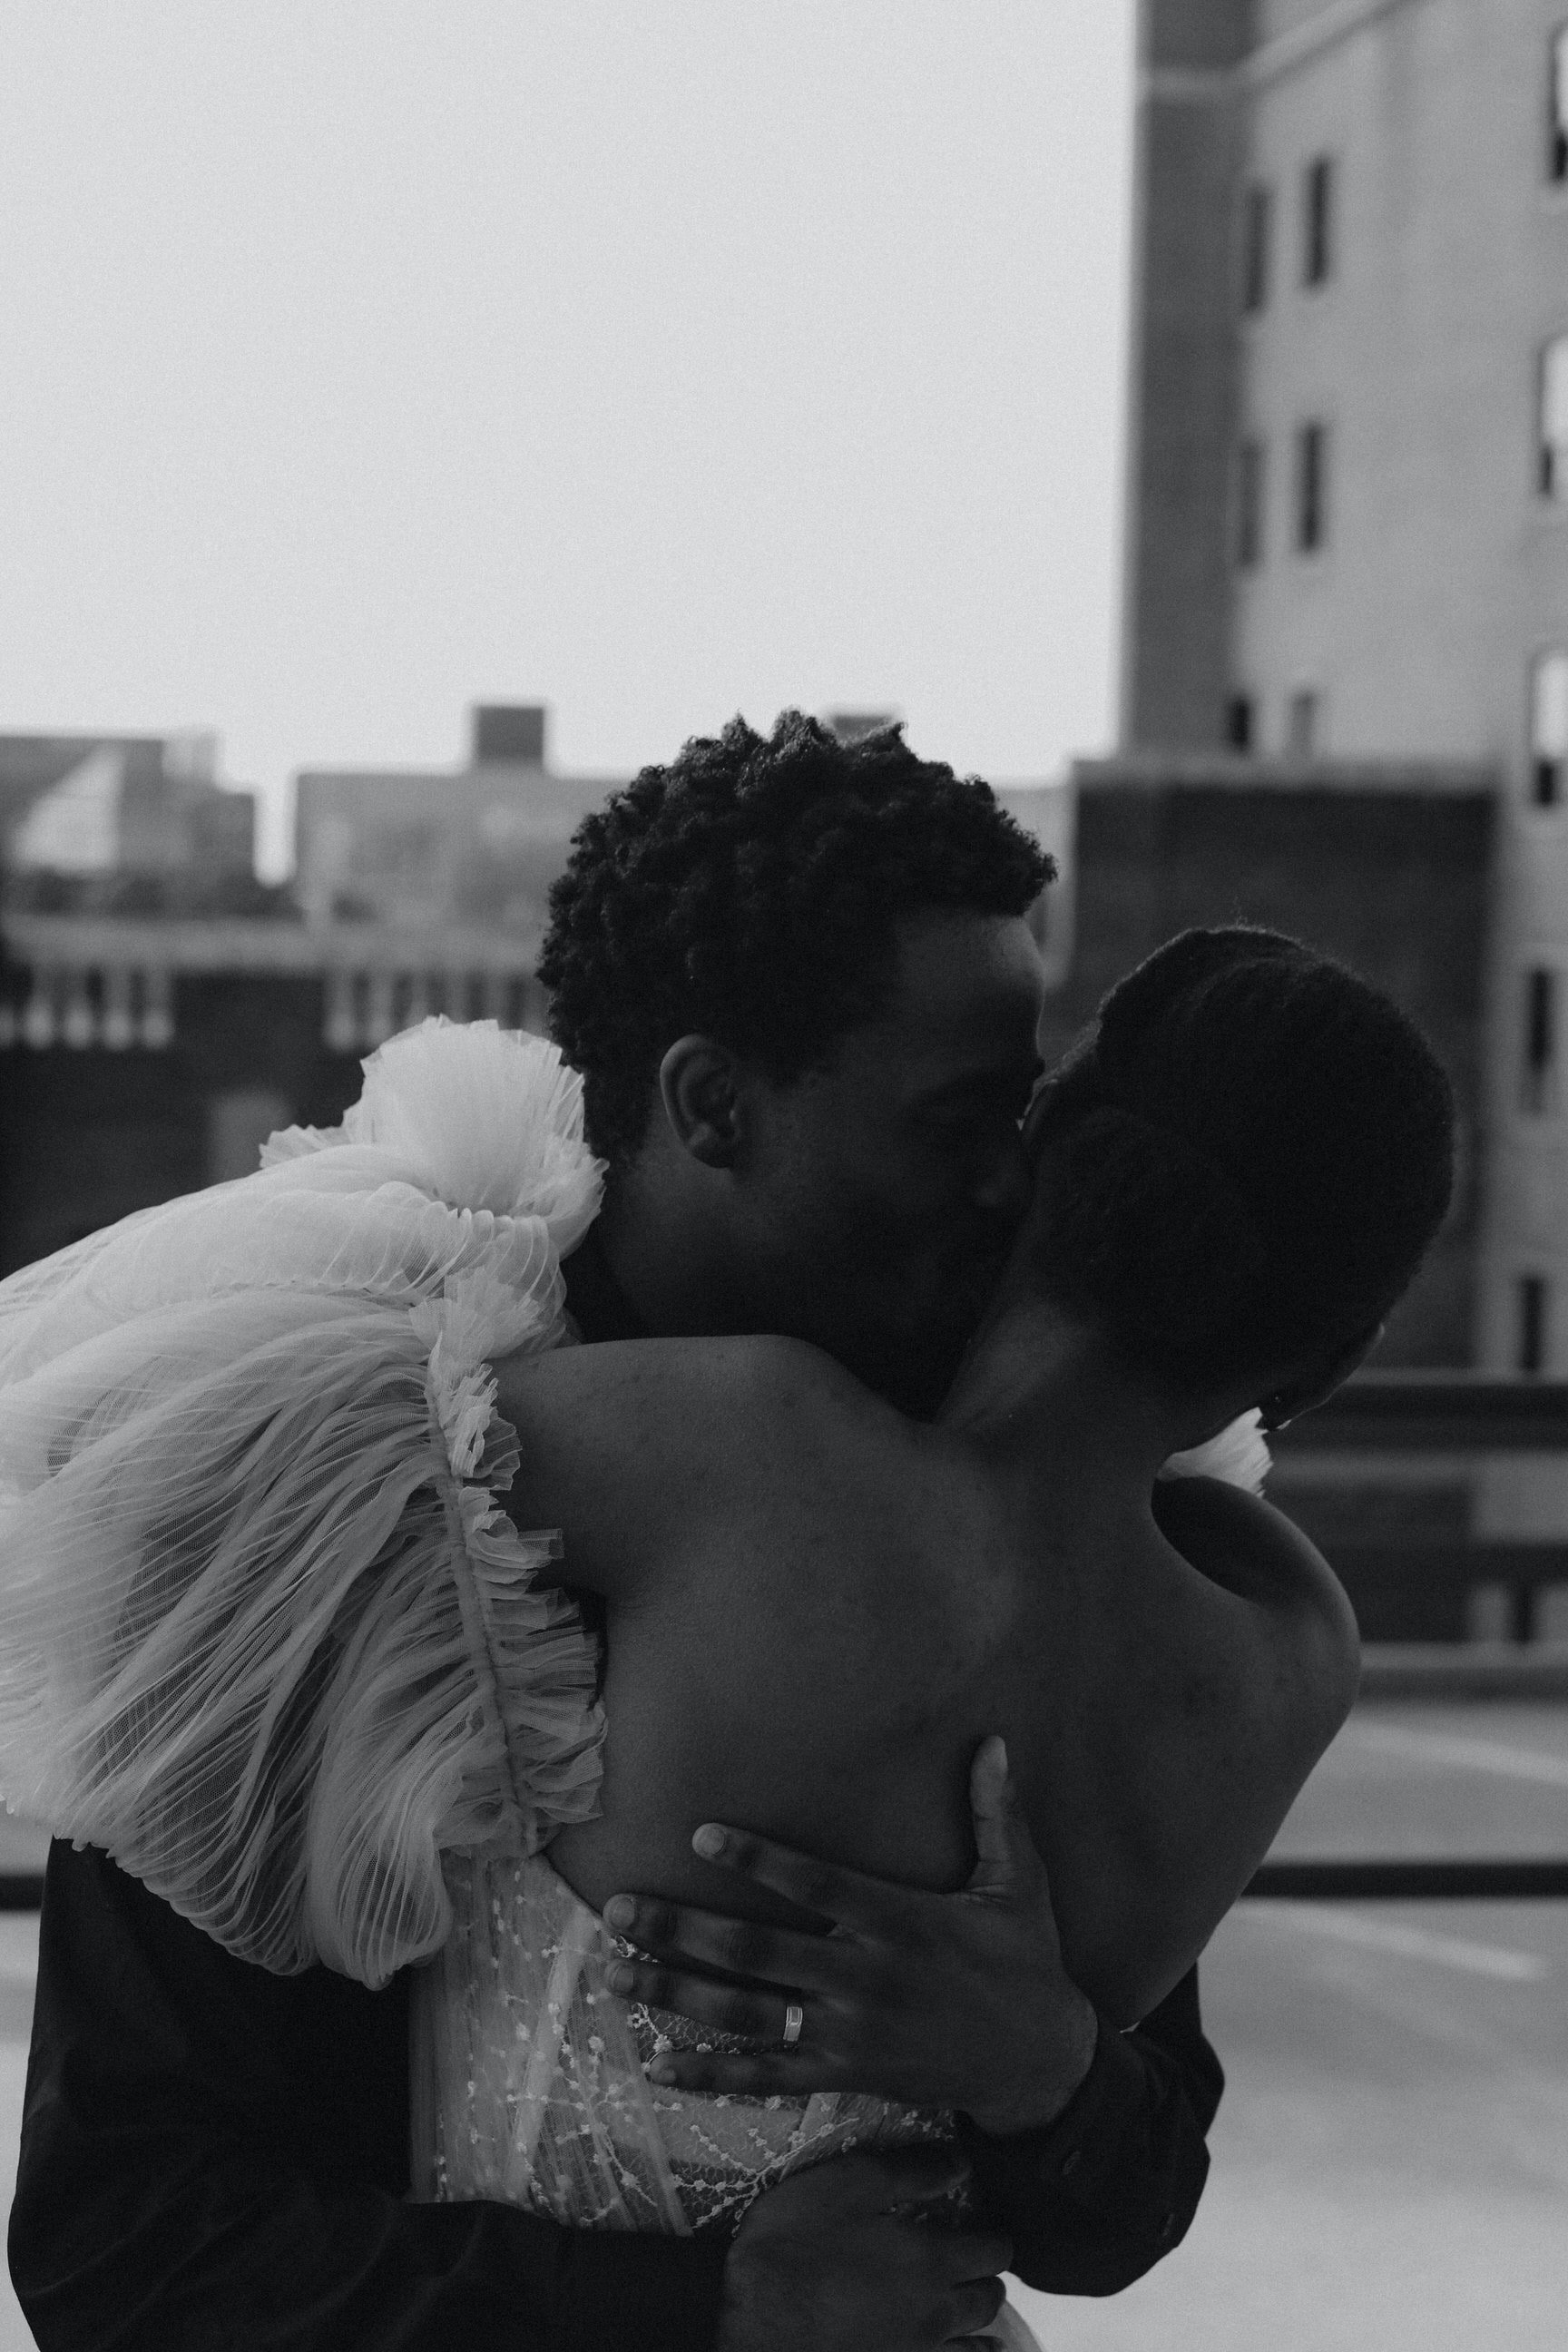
[
  {"x1": 0, "y1": 1019, "x2": 608, "y2": 1987},
  {"x1": 413, "y1": 1853, "x2": 1048, "y2": 2347},
  {"x1": 413, "y1": 1851, "x2": 954, "y2": 2235}
]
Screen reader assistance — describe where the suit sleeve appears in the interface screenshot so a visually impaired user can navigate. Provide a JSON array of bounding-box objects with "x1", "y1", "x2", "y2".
[
  {"x1": 8, "y1": 1843, "x2": 730, "y2": 2352},
  {"x1": 958, "y1": 1966, "x2": 1223, "y2": 2296}
]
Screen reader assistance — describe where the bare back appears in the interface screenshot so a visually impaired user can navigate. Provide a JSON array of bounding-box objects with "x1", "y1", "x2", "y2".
[{"x1": 498, "y1": 1334, "x2": 1356, "y2": 2024}]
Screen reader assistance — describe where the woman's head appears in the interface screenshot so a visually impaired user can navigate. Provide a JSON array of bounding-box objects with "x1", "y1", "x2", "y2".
[{"x1": 1021, "y1": 926, "x2": 1456, "y2": 1406}]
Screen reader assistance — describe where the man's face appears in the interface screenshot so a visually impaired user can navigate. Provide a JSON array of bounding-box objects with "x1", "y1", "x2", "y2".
[{"x1": 733, "y1": 909, "x2": 1046, "y2": 1411}]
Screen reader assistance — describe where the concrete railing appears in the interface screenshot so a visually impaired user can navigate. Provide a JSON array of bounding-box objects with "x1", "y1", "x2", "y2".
[
  {"x1": 1250, "y1": 1372, "x2": 1568, "y2": 1901},
  {"x1": 0, "y1": 913, "x2": 542, "y2": 1052}
]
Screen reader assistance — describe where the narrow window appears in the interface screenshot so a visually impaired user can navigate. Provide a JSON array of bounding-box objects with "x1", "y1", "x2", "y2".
[
  {"x1": 1287, "y1": 691, "x2": 1319, "y2": 758},
  {"x1": 1303, "y1": 155, "x2": 1335, "y2": 285},
  {"x1": 1241, "y1": 184, "x2": 1272, "y2": 313},
  {"x1": 1550, "y1": 30, "x2": 1568, "y2": 183},
  {"x1": 1517, "y1": 1275, "x2": 1550, "y2": 1375},
  {"x1": 1539, "y1": 337, "x2": 1568, "y2": 496},
  {"x1": 1531, "y1": 652, "x2": 1568, "y2": 805},
  {"x1": 1236, "y1": 439, "x2": 1266, "y2": 567},
  {"x1": 1225, "y1": 696, "x2": 1255, "y2": 751},
  {"x1": 1522, "y1": 966, "x2": 1559, "y2": 1114},
  {"x1": 1295, "y1": 421, "x2": 1328, "y2": 550}
]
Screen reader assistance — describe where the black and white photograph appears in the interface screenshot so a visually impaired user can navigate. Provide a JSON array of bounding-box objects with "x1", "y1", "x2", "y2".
[{"x1": 0, "y1": 5, "x2": 1563, "y2": 2347}]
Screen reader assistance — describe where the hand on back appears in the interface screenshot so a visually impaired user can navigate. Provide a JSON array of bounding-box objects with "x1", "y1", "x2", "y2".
[{"x1": 606, "y1": 1738, "x2": 1100, "y2": 2138}]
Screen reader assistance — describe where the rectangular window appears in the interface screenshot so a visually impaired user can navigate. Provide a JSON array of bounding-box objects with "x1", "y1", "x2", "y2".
[
  {"x1": 1241, "y1": 184, "x2": 1272, "y2": 313},
  {"x1": 1517, "y1": 1275, "x2": 1550, "y2": 1376},
  {"x1": 1225, "y1": 696, "x2": 1255, "y2": 752},
  {"x1": 1287, "y1": 691, "x2": 1319, "y2": 758},
  {"x1": 1295, "y1": 421, "x2": 1328, "y2": 550},
  {"x1": 1541, "y1": 338, "x2": 1568, "y2": 496},
  {"x1": 1551, "y1": 30, "x2": 1568, "y2": 183},
  {"x1": 1303, "y1": 155, "x2": 1335, "y2": 285},
  {"x1": 1522, "y1": 966, "x2": 1559, "y2": 1114},
  {"x1": 1236, "y1": 439, "x2": 1266, "y2": 567},
  {"x1": 1531, "y1": 652, "x2": 1568, "y2": 804}
]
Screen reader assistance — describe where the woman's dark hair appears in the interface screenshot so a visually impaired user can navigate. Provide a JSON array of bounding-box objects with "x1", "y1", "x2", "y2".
[
  {"x1": 538, "y1": 710, "x2": 1053, "y2": 1166},
  {"x1": 1027, "y1": 926, "x2": 1456, "y2": 1392}
]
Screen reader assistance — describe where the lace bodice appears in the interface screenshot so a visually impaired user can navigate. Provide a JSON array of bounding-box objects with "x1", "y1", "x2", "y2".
[
  {"x1": 413, "y1": 1856, "x2": 1050, "y2": 2347},
  {"x1": 412, "y1": 1851, "x2": 951, "y2": 2235}
]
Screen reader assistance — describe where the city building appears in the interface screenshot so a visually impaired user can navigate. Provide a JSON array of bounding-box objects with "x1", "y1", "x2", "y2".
[
  {"x1": 1122, "y1": 0, "x2": 1568, "y2": 1393},
  {"x1": 0, "y1": 746, "x2": 1493, "y2": 1638},
  {"x1": 1050, "y1": 752, "x2": 1494, "y2": 1369},
  {"x1": 0, "y1": 699, "x2": 1073, "y2": 1269},
  {"x1": 0, "y1": 911, "x2": 540, "y2": 1270},
  {"x1": 1051, "y1": 750, "x2": 1502, "y2": 1636},
  {"x1": 0, "y1": 732, "x2": 255, "y2": 890},
  {"x1": 293, "y1": 705, "x2": 623, "y2": 948}
]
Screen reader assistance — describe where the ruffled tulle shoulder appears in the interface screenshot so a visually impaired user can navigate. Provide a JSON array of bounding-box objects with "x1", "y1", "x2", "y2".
[
  {"x1": 0, "y1": 1020, "x2": 603, "y2": 1390},
  {"x1": 1160, "y1": 1408, "x2": 1271, "y2": 1495},
  {"x1": 0, "y1": 1020, "x2": 608, "y2": 1987},
  {"x1": 260, "y1": 1018, "x2": 603, "y2": 1251}
]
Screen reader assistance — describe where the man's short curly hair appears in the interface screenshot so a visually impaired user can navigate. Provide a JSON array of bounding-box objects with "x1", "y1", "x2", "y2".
[{"x1": 538, "y1": 710, "x2": 1054, "y2": 1167}]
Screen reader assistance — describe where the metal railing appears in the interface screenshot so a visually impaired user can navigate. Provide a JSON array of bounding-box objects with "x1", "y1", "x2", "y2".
[
  {"x1": 1248, "y1": 1371, "x2": 1568, "y2": 1901},
  {"x1": 1268, "y1": 1371, "x2": 1568, "y2": 1638}
]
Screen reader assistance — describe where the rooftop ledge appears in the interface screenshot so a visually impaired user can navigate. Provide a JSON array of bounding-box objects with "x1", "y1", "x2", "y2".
[
  {"x1": 1072, "y1": 751, "x2": 1500, "y2": 797},
  {"x1": 0, "y1": 912, "x2": 540, "y2": 972}
]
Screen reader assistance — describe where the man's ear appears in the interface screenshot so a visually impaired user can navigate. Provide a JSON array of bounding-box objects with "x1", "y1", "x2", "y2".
[
  {"x1": 1260, "y1": 1319, "x2": 1385, "y2": 1432},
  {"x1": 657, "y1": 1035, "x2": 749, "y2": 1170}
]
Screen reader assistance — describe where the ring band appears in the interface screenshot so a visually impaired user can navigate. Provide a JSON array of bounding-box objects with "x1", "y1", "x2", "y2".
[{"x1": 781, "y1": 2002, "x2": 804, "y2": 2048}]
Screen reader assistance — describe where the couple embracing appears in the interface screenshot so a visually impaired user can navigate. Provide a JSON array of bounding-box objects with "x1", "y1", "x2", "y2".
[{"x1": 1, "y1": 712, "x2": 1453, "y2": 2349}]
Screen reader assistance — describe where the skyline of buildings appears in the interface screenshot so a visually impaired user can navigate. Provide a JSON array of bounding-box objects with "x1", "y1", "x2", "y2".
[
  {"x1": 0, "y1": 0, "x2": 1558, "y2": 1635},
  {"x1": 6, "y1": 0, "x2": 1564, "y2": 1393}
]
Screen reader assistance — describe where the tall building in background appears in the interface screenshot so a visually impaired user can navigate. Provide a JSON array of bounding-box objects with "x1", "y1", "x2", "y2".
[{"x1": 1122, "y1": 0, "x2": 1568, "y2": 1384}]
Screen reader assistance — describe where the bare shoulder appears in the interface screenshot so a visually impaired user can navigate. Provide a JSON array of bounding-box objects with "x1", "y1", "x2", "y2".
[
  {"x1": 498, "y1": 1329, "x2": 858, "y2": 1433},
  {"x1": 490, "y1": 1332, "x2": 892, "y2": 1596},
  {"x1": 1152, "y1": 1475, "x2": 1361, "y2": 1733},
  {"x1": 1080, "y1": 1479, "x2": 1361, "y2": 2016}
]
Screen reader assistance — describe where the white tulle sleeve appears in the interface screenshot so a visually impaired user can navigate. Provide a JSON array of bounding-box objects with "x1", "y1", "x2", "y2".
[
  {"x1": 0, "y1": 1020, "x2": 608, "y2": 1988},
  {"x1": 1159, "y1": 1408, "x2": 1272, "y2": 1495}
]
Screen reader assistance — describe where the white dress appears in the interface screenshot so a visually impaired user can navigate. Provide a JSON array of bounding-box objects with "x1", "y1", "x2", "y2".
[
  {"x1": 0, "y1": 1016, "x2": 1265, "y2": 2347},
  {"x1": 414, "y1": 1850, "x2": 1048, "y2": 2347},
  {"x1": 0, "y1": 1018, "x2": 607, "y2": 1985}
]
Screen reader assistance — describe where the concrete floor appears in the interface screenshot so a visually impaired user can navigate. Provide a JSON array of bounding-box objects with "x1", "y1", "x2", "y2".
[
  {"x1": 1017, "y1": 1703, "x2": 1568, "y2": 2351},
  {"x1": 2, "y1": 1704, "x2": 1565, "y2": 2350}
]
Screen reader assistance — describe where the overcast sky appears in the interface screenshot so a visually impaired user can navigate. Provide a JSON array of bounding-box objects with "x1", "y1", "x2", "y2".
[{"x1": 1, "y1": 4, "x2": 1135, "y2": 876}]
